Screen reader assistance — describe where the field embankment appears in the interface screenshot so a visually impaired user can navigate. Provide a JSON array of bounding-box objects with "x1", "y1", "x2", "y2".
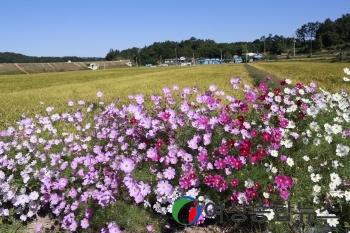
[{"x1": 0, "y1": 60, "x2": 131, "y2": 74}]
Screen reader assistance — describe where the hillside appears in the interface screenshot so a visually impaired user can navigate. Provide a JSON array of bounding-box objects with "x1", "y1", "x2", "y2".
[{"x1": 0, "y1": 60, "x2": 132, "y2": 74}]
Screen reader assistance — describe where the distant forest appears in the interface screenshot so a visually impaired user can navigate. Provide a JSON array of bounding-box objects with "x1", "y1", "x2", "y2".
[
  {"x1": 105, "y1": 13, "x2": 350, "y2": 65},
  {"x1": 0, "y1": 52, "x2": 103, "y2": 63},
  {"x1": 1, "y1": 14, "x2": 349, "y2": 65}
]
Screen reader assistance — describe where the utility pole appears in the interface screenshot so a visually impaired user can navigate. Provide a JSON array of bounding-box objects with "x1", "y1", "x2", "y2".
[
  {"x1": 309, "y1": 31, "x2": 314, "y2": 56},
  {"x1": 293, "y1": 38, "x2": 296, "y2": 57},
  {"x1": 220, "y1": 49, "x2": 222, "y2": 62},
  {"x1": 175, "y1": 48, "x2": 177, "y2": 66},
  {"x1": 246, "y1": 44, "x2": 248, "y2": 63}
]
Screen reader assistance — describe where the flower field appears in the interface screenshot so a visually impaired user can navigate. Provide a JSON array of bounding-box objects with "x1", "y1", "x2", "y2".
[{"x1": 0, "y1": 63, "x2": 349, "y2": 233}]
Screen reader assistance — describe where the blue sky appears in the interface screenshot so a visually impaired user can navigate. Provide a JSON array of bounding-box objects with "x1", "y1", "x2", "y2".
[{"x1": 1, "y1": 0, "x2": 349, "y2": 57}]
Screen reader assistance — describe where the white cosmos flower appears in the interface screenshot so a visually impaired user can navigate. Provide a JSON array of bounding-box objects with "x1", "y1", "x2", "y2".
[
  {"x1": 344, "y1": 67, "x2": 350, "y2": 75},
  {"x1": 330, "y1": 173, "x2": 341, "y2": 186},
  {"x1": 324, "y1": 123, "x2": 333, "y2": 134},
  {"x1": 313, "y1": 185, "x2": 321, "y2": 194},
  {"x1": 329, "y1": 182, "x2": 337, "y2": 191},
  {"x1": 303, "y1": 137, "x2": 309, "y2": 144},
  {"x1": 345, "y1": 191, "x2": 350, "y2": 201},
  {"x1": 313, "y1": 138, "x2": 320, "y2": 146},
  {"x1": 330, "y1": 190, "x2": 344, "y2": 198},
  {"x1": 332, "y1": 124, "x2": 342, "y2": 134},
  {"x1": 244, "y1": 178, "x2": 254, "y2": 188},
  {"x1": 336, "y1": 144, "x2": 350, "y2": 157},
  {"x1": 332, "y1": 160, "x2": 339, "y2": 169},
  {"x1": 308, "y1": 166, "x2": 314, "y2": 173},
  {"x1": 307, "y1": 105, "x2": 319, "y2": 116},
  {"x1": 271, "y1": 167, "x2": 278, "y2": 173},
  {"x1": 270, "y1": 150, "x2": 278, "y2": 157},
  {"x1": 237, "y1": 193, "x2": 247, "y2": 204},
  {"x1": 325, "y1": 135, "x2": 333, "y2": 144},
  {"x1": 332, "y1": 93, "x2": 343, "y2": 101},
  {"x1": 282, "y1": 139, "x2": 293, "y2": 148},
  {"x1": 285, "y1": 78, "x2": 292, "y2": 84},
  {"x1": 263, "y1": 209, "x2": 275, "y2": 221},
  {"x1": 284, "y1": 88, "x2": 291, "y2": 94},
  {"x1": 343, "y1": 77, "x2": 350, "y2": 82},
  {"x1": 310, "y1": 173, "x2": 322, "y2": 182},
  {"x1": 286, "y1": 158, "x2": 294, "y2": 167},
  {"x1": 302, "y1": 156, "x2": 310, "y2": 161},
  {"x1": 309, "y1": 122, "x2": 320, "y2": 131},
  {"x1": 327, "y1": 215, "x2": 339, "y2": 227}
]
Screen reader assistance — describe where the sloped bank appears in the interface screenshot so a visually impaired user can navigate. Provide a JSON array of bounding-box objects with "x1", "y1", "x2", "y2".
[{"x1": 0, "y1": 60, "x2": 131, "y2": 74}]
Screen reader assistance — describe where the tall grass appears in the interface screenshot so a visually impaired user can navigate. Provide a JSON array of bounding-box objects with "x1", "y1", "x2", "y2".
[{"x1": 249, "y1": 62, "x2": 349, "y2": 93}]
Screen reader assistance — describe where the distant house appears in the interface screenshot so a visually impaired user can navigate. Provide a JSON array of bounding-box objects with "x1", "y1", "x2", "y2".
[{"x1": 241, "y1": 53, "x2": 264, "y2": 62}]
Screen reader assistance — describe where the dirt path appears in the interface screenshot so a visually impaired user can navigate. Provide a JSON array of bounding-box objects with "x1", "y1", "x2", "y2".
[
  {"x1": 14, "y1": 63, "x2": 29, "y2": 74},
  {"x1": 245, "y1": 64, "x2": 282, "y2": 88}
]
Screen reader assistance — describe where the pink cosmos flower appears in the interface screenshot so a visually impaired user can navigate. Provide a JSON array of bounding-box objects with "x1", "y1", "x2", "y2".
[
  {"x1": 219, "y1": 112, "x2": 230, "y2": 123},
  {"x1": 214, "y1": 158, "x2": 226, "y2": 169},
  {"x1": 36, "y1": 223, "x2": 43, "y2": 232},
  {"x1": 219, "y1": 145, "x2": 228, "y2": 155},
  {"x1": 231, "y1": 157, "x2": 244, "y2": 169},
  {"x1": 231, "y1": 178, "x2": 239, "y2": 187},
  {"x1": 139, "y1": 181, "x2": 151, "y2": 196},
  {"x1": 163, "y1": 167, "x2": 176, "y2": 180},
  {"x1": 81, "y1": 218, "x2": 89, "y2": 229},
  {"x1": 135, "y1": 94, "x2": 144, "y2": 105},
  {"x1": 198, "y1": 151, "x2": 208, "y2": 162},
  {"x1": 120, "y1": 158, "x2": 135, "y2": 173},
  {"x1": 146, "y1": 225, "x2": 155, "y2": 232},
  {"x1": 198, "y1": 116, "x2": 209, "y2": 126},
  {"x1": 280, "y1": 155, "x2": 287, "y2": 163},
  {"x1": 179, "y1": 177, "x2": 192, "y2": 189},
  {"x1": 250, "y1": 129, "x2": 258, "y2": 137},
  {"x1": 146, "y1": 148, "x2": 159, "y2": 161},
  {"x1": 156, "y1": 180, "x2": 173, "y2": 195},
  {"x1": 96, "y1": 91, "x2": 103, "y2": 98},
  {"x1": 259, "y1": 82, "x2": 268, "y2": 91},
  {"x1": 245, "y1": 91, "x2": 257, "y2": 102},
  {"x1": 279, "y1": 189, "x2": 290, "y2": 200},
  {"x1": 58, "y1": 178, "x2": 68, "y2": 190},
  {"x1": 279, "y1": 118, "x2": 289, "y2": 128},
  {"x1": 206, "y1": 96, "x2": 215, "y2": 105},
  {"x1": 262, "y1": 132, "x2": 272, "y2": 142},
  {"x1": 275, "y1": 174, "x2": 285, "y2": 188}
]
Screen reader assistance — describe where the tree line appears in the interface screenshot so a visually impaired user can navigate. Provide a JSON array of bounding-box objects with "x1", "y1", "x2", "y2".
[
  {"x1": 106, "y1": 14, "x2": 350, "y2": 65},
  {"x1": 0, "y1": 52, "x2": 103, "y2": 63}
]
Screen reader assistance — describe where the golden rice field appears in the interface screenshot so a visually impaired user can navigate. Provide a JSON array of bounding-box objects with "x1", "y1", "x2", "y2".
[
  {"x1": 0, "y1": 64, "x2": 252, "y2": 128},
  {"x1": 0, "y1": 62, "x2": 348, "y2": 129}
]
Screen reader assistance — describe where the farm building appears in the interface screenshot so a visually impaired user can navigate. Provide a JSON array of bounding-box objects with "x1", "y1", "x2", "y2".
[{"x1": 198, "y1": 58, "x2": 221, "y2": 65}]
